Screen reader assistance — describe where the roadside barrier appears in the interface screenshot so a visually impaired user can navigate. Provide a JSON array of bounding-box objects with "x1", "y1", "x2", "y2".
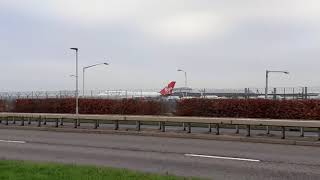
[{"x1": 0, "y1": 112, "x2": 319, "y2": 140}]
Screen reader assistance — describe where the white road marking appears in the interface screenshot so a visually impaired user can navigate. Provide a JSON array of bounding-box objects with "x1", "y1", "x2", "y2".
[
  {"x1": 0, "y1": 140, "x2": 26, "y2": 144},
  {"x1": 185, "y1": 153, "x2": 260, "y2": 162}
]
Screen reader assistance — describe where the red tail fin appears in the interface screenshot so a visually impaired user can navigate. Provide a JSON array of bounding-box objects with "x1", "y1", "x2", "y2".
[{"x1": 160, "y1": 81, "x2": 176, "y2": 96}]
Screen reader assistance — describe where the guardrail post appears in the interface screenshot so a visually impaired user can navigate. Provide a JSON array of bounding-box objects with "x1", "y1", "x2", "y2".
[
  {"x1": 55, "y1": 118, "x2": 59, "y2": 127},
  {"x1": 187, "y1": 123, "x2": 191, "y2": 133},
  {"x1": 136, "y1": 121, "x2": 141, "y2": 131},
  {"x1": 281, "y1": 126, "x2": 286, "y2": 139},
  {"x1": 235, "y1": 125, "x2": 239, "y2": 134},
  {"x1": 300, "y1": 127, "x2": 304, "y2": 137},
  {"x1": 114, "y1": 120, "x2": 119, "y2": 130},
  {"x1": 246, "y1": 125, "x2": 251, "y2": 137},
  {"x1": 161, "y1": 122, "x2": 165, "y2": 132},
  {"x1": 216, "y1": 124, "x2": 220, "y2": 135},
  {"x1": 12, "y1": 117, "x2": 15, "y2": 124},
  {"x1": 5, "y1": 117, "x2": 9, "y2": 125},
  {"x1": 37, "y1": 117, "x2": 41, "y2": 127},
  {"x1": 182, "y1": 123, "x2": 186, "y2": 131},
  {"x1": 55, "y1": 119, "x2": 59, "y2": 127},
  {"x1": 28, "y1": 117, "x2": 31, "y2": 125},
  {"x1": 208, "y1": 124, "x2": 212, "y2": 133},
  {"x1": 60, "y1": 118, "x2": 64, "y2": 126},
  {"x1": 94, "y1": 120, "x2": 98, "y2": 129},
  {"x1": 266, "y1": 126, "x2": 270, "y2": 134},
  {"x1": 74, "y1": 119, "x2": 77, "y2": 128},
  {"x1": 21, "y1": 117, "x2": 24, "y2": 126}
]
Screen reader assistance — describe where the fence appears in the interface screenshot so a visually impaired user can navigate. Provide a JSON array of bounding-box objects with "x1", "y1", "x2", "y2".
[
  {"x1": 1, "y1": 87, "x2": 319, "y2": 100},
  {"x1": 198, "y1": 87, "x2": 320, "y2": 100},
  {"x1": 0, "y1": 91, "x2": 76, "y2": 99}
]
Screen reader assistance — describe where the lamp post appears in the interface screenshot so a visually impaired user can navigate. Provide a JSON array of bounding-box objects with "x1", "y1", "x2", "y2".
[
  {"x1": 70, "y1": 48, "x2": 79, "y2": 116},
  {"x1": 177, "y1": 69, "x2": 188, "y2": 87},
  {"x1": 264, "y1": 70, "x2": 289, "y2": 135},
  {"x1": 265, "y1": 70, "x2": 289, "y2": 99},
  {"x1": 177, "y1": 69, "x2": 188, "y2": 98},
  {"x1": 83, "y1": 62, "x2": 109, "y2": 97},
  {"x1": 177, "y1": 69, "x2": 188, "y2": 131}
]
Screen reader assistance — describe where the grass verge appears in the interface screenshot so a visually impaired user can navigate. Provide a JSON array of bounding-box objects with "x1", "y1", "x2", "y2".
[{"x1": 0, "y1": 160, "x2": 200, "y2": 180}]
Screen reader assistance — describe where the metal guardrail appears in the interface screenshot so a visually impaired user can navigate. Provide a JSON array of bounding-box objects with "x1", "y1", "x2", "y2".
[{"x1": 0, "y1": 113, "x2": 319, "y2": 140}]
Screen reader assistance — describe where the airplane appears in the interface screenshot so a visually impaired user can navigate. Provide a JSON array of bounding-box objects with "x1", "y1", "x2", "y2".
[
  {"x1": 98, "y1": 81, "x2": 176, "y2": 99},
  {"x1": 256, "y1": 95, "x2": 284, "y2": 100},
  {"x1": 181, "y1": 95, "x2": 226, "y2": 100},
  {"x1": 201, "y1": 95, "x2": 220, "y2": 99}
]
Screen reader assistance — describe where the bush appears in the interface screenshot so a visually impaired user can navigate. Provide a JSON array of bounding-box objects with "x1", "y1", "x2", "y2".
[
  {"x1": 13, "y1": 98, "x2": 163, "y2": 115},
  {"x1": 12, "y1": 98, "x2": 320, "y2": 120},
  {"x1": 0, "y1": 100, "x2": 5, "y2": 112},
  {"x1": 176, "y1": 99, "x2": 320, "y2": 120}
]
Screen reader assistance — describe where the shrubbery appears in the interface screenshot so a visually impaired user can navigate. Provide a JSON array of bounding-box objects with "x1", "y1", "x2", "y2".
[
  {"x1": 7, "y1": 98, "x2": 320, "y2": 120},
  {"x1": 79, "y1": 99, "x2": 162, "y2": 115},
  {"x1": 176, "y1": 99, "x2": 320, "y2": 120},
  {"x1": 14, "y1": 98, "x2": 163, "y2": 115},
  {"x1": 0, "y1": 100, "x2": 5, "y2": 112}
]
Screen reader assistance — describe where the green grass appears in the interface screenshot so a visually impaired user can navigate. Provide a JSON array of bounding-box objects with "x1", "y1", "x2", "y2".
[{"x1": 0, "y1": 160, "x2": 200, "y2": 180}]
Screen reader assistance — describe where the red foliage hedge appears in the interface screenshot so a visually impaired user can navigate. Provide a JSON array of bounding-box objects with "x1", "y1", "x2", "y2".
[
  {"x1": 0, "y1": 100, "x2": 5, "y2": 112},
  {"x1": 14, "y1": 98, "x2": 163, "y2": 115},
  {"x1": 176, "y1": 99, "x2": 320, "y2": 120},
  {"x1": 11, "y1": 98, "x2": 320, "y2": 119}
]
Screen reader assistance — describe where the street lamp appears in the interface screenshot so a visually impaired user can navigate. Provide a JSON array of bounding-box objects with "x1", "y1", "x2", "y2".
[
  {"x1": 177, "y1": 69, "x2": 189, "y2": 131},
  {"x1": 265, "y1": 70, "x2": 289, "y2": 99},
  {"x1": 177, "y1": 69, "x2": 189, "y2": 98},
  {"x1": 70, "y1": 48, "x2": 79, "y2": 116},
  {"x1": 177, "y1": 69, "x2": 188, "y2": 87},
  {"x1": 83, "y1": 62, "x2": 109, "y2": 97}
]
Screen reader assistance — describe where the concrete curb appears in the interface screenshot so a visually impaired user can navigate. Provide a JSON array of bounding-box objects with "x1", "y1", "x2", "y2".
[{"x1": 0, "y1": 125, "x2": 319, "y2": 147}]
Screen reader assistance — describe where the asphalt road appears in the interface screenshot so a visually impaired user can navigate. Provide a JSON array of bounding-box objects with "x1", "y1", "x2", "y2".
[{"x1": 0, "y1": 129, "x2": 319, "y2": 180}]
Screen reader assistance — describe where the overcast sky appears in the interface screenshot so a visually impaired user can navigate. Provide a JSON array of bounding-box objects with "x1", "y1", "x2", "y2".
[{"x1": 1, "y1": 0, "x2": 320, "y2": 91}]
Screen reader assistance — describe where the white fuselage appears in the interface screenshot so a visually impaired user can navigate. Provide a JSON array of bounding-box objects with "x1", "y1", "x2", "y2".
[{"x1": 98, "y1": 90, "x2": 161, "y2": 98}]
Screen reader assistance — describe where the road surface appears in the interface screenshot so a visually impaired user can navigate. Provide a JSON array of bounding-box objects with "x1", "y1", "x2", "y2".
[{"x1": 0, "y1": 129, "x2": 319, "y2": 180}]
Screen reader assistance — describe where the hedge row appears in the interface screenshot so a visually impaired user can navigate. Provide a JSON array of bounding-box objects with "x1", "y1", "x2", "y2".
[
  {"x1": 13, "y1": 99, "x2": 163, "y2": 115},
  {"x1": 0, "y1": 100, "x2": 5, "y2": 112},
  {"x1": 176, "y1": 99, "x2": 320, "y2": 120},
  {"x1": 7, "y1": 98, "x2": 320, "y2": 120}
]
